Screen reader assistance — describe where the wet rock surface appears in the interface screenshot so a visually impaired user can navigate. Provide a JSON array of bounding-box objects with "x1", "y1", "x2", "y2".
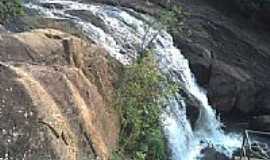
[
  {"x1": 117, "y1": 0, "x2": 270, "y2": 122},
  {"x1": 67, "y1": 0, "x2": 270, "y2": 121},
  {"x1": 201, "y1": 147, "x2": 230, "y2": 160},
  {"x1": 41, "y1": 2, "x2": 65, "y2": 10}
]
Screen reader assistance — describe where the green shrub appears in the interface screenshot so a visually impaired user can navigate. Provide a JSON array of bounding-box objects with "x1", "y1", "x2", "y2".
[
  {"x1": 0, "y1": 0, "x2": 24, "y2": 24},
  {"x1": 159, "y1": 5, "x2": 187, "y2": 35},
  {"x1": 115, "y1": 51, "x2": 178, "y2": 160},
  {"x1": 140, "y1": 4, "x2": 187, "y2": 53}
]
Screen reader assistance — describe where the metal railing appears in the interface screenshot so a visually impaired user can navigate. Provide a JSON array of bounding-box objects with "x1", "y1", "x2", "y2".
[{"x1": 239, "y1": 130, "x2": 270, "y2": 160}]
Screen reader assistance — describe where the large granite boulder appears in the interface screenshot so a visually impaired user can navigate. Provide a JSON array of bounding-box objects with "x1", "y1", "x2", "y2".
[{"x1": 0, "y1": 29, "x2": 120, "y2": 160}]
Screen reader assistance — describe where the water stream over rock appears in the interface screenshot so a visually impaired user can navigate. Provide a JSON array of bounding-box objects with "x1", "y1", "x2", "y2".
[{"x1": 23, "y1": 0, "x2": 242, "y2": 159}]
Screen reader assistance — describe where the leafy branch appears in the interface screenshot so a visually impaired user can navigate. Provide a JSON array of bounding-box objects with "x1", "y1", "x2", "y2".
[
  {"x1": 114, "y1": 51, "x2": 178, "y2": 160},
  {"x1": 0, "y1": 0, "x2": 24, "y2": 24}
]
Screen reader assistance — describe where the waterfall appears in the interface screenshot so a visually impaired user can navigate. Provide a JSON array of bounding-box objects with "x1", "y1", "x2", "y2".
[{"x1": 24, "y1": 0, "x2": 242, "y2": 159}]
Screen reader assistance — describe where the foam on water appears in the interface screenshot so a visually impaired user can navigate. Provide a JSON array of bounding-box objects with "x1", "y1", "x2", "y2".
[{"x1": 24, "y1": 0, "x2": 242, "y2": 159}]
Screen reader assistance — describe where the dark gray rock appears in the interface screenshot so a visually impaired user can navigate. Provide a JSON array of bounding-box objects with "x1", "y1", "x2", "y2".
[
  {"x1": 249, "y1": 115, "x2": 270, "y2": 132},
  {"x1": 0, "y1": 25, "x2": 7, "y2": 33},
  {"x1": 169, "y1": 0, "x2": 270, "y2": 118},
  {"x1": 255, "y1": 88, "x2": 270, "y2": 115},
  {"x1": 184, "y1": 92, "x2": 201, "y2": 128},
  {"x1": 207, "y1": 60, "x2": 256, "y2": 113},
  {"x1": 205, "y1": 0, "x2": 270, "y2": 28},
  {"x1": 65, "y1": 10, "x2": 107, "y2": 32},
  {"x1": 201, "y1": 147, "x2": 230, "y2": 160},
  {"x1": 41, "y1": 3, "x2": 64, "y2": 10}
]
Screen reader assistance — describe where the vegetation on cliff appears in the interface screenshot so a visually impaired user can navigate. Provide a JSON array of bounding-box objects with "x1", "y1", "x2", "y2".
[
  {"x1": 114, "y1": 51, "x2": 178, "y2": 160},
  {"x1": 158, "y1": 5, "x2": 187, "y2": 35},
  {"x1": 111, "y1": 6, "x2": 186, "y2": 159},
  {"x1": 0, "y1": 0, "x2": 24, "y2": 24}
]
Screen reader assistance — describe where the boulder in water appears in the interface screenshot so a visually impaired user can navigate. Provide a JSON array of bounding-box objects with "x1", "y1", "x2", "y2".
[
  {"x1": 201, "y1": 147, "x2": 230, "y2": 160},
  {"x1": 41, "y1": 3, "x2": 65, "y2": 10}
]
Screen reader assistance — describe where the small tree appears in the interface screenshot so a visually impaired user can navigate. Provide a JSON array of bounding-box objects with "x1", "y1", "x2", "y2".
[
  {"x1": 159, "y1": 5, "x2": 186, "y2": 35},
  {"x1": 140, "y1": 5, "x2": 187, "y2": 54},
  {"x1": 115, "y1": 51, "x2": 178, "y2": 160},
  {"x1": 0, "y1": 0, "x2": 24, "y2": 24}
]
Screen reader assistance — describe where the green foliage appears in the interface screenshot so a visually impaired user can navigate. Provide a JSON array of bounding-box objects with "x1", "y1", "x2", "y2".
[
  {"x1": 159, "y1": 5, "x2": 187, "y2": 35},
  {"x1": 115, "y1": 51, "x2": 178, "y2": 160},
  {"x1": 140, "y1": 5, "x2": 187, "y2": 53},
  {"x1": 0, "y1": 0, "x2": 24, "y2": 24}
]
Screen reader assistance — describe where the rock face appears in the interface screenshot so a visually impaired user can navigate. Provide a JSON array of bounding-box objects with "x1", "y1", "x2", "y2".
[
  {"x1": 176, "y1": 0, "x2": 270, "y2": 117},
  {"x1": 76, "y1": 0, "x2": 270, "y2": 118},
  {"x1": 77, "y1": 0, "x2": 270, "y2": 129},
  {"x1": 249, "y1": 115, "x2": 270, "y2": 132},
  {"x1": 205, "y1": 0, "x2": 270, "y2": 28},
  {"x1": 168, "y1": 0, "x2": 270, "y2": 128},
  {"x1": 157, "y1": 0, "x2": 270, "y2": 118},
  {"x1": 77, "y1": 0, "x2": 270, "y2": 124},
  {"x1": 0, "y1": 29, "x2": 120, "y2": 160},
  {"x1": 0, "y1": 25, "x2": 6, "y2": 33}
]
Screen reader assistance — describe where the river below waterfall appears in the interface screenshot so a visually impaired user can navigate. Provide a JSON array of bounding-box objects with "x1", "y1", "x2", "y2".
[{"x1": 23, "y1": 0, "x2": 242, "y2": 159}]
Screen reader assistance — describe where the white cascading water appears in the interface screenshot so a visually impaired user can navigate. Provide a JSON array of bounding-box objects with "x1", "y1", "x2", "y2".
[{"x1": 24, "y1": 1, "x2": 242, "y2": 159}]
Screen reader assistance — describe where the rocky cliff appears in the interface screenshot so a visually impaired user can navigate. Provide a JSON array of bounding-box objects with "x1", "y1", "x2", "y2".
[
  {"x1": 170, "y1": 0, "x2": 270, "y2": 123},
  {"x1": 0, "y1": 28, "x2": 120, "y2": 160},
  {"x1": 2, "y1": 0, "x2": 270, "y2": 159},
  {"x1": 59, "y1": 0, "x2": 270, "y2": 118},
  {"x1": 58, "y1": 0, "x2": 270, "y2": 130},
  {"x1": 102, "y1": 0, "x2": 270, "y2": 123}
]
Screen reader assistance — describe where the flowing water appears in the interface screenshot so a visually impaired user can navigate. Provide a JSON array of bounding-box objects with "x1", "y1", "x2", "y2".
[{"x1": 23, "y1": 0, "x2": 242, "y2": 159}]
